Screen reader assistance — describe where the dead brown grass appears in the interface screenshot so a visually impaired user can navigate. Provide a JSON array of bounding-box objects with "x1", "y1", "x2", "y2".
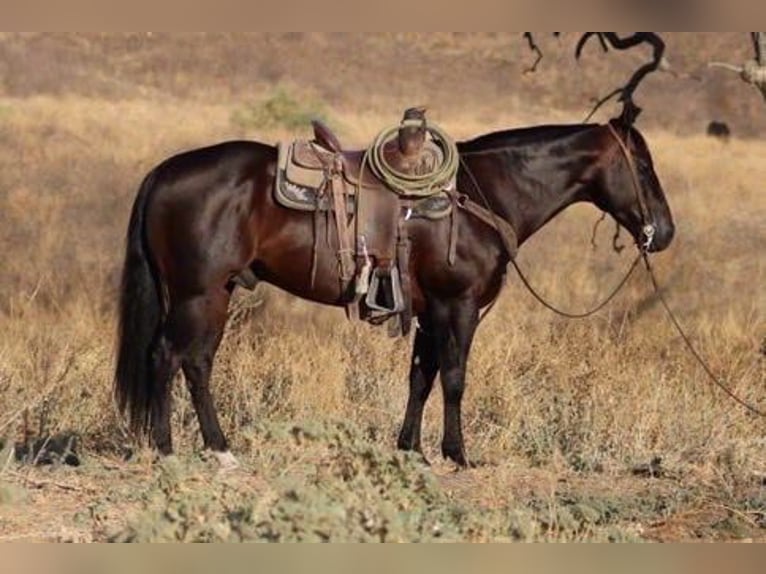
[{"x1": 0, "y1": 34, "x2": 764, "y2": 541}]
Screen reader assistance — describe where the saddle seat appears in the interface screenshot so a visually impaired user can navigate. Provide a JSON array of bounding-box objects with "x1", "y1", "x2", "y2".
[{"x1": 289, "y1": 138, "x2": 378, "y2": 188}]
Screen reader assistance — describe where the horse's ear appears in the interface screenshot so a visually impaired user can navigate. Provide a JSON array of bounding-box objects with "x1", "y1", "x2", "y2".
[
  {"x1": 607, "y1": 117, "x2": 628, "y2": 138},
  {"x1": 611, "y1": 101, "x2": 642, "y2": 129}
]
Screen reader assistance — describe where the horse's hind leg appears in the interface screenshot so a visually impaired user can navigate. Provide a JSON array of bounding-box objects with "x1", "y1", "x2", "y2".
[
  {"x1": 397, "y1": 314, "x2": 439, "y2": 457},
  {"x1": 175, "y1": 290, "x2": 232, "y2": 458},
  {"x1": 151, "y1": 289, "x2": 232, "y2": 461},
  {"x1": 150, "y1": 334, "x2": 182, "y2": 455}
]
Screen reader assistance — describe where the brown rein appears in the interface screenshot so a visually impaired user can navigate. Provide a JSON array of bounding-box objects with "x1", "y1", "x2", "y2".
[
  {"x1": 461, "y1": 124, "x2": 766, "y2": 419},
  {"x1": 609, "y1": 125, "x2": 765, "y2": 418}
]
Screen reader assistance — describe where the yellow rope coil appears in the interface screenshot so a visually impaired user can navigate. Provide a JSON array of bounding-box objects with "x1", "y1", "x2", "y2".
[{"x1": 364, "y1": 123, "x2": 459, "y2": 198}]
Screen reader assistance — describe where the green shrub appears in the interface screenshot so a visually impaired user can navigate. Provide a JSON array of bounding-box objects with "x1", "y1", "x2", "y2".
[{"x1": 231, "y1": 89, "x2": 329, "y2": 132}]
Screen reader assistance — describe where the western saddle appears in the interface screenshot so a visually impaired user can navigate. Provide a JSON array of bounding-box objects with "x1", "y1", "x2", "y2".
[{"x1": 275, "y1": 107, "x2": 517, "y2": 337}]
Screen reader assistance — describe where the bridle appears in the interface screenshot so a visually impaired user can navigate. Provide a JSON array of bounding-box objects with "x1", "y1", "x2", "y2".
[{"x1": 605, "y1": 122, "x2": 656, "y2": 253}]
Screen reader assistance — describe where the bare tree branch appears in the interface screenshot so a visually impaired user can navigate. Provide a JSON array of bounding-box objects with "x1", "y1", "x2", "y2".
[
  {"x1": 575, "y1": 32, "x2": 608, "y2": 58},
  {"x1": 522, "y1": 32, "x2": 560, "y2": 74},
  {"x1": 521, "y1": 32, "x2": 765, "y2": 120},
  {"x1": 522, "y1": 33, "x2": 543, "y2": 74},
  {"x1": 708, "y1": 62, "x2": 743, "y2": 73},
  {"x1": 752, "y1": 32, "x2": 763, "y2": 64},
  {"x1": 576, "y1": 32, "x2": 666, "y2": 124}
]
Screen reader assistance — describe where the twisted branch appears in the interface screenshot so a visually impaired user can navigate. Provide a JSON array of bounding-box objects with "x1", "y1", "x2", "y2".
[
  {"x1": 522, "y1": 32, "x2": 560, "y2": 74},
  {"x1": 753, "y1": 32, "x2": 764, "y2": 65},
  {"x1": 576, "y1": 33, "x2": 666, "y2": 124},
  {"x1": 522, "y1": 32, "x2": 666, "y2": 124}
]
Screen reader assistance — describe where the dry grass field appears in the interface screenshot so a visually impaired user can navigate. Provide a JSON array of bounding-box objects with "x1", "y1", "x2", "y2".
[{"x1": 0, "y1": 33, "x2": 764, "y2": 541}]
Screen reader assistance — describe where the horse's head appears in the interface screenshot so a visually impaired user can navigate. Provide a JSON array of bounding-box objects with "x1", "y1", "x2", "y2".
[{"x1": 593, "y1": 120, "x2": 675, "y2": 253}]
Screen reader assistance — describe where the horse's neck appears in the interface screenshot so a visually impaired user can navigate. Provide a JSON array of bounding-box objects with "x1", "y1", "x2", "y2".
[
  {"x1": 515, "y1": 183, "x2": 585, "y2": 245},
  {"x1": 472, "y1": 139, "x2": 600, "y2": 245}
]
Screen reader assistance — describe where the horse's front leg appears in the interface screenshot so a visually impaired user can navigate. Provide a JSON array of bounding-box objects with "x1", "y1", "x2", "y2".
[
  {"x1": 433, "y1": 298, "x2": 479, "y2": 467},
  {"x1": 397, "y1": 313, "x2": 439, "y2": 457}
]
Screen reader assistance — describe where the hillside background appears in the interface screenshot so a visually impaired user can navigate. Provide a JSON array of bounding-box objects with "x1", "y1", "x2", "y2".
[{"x1": 1, "y1": 32, "x2": 764, "y2": 137}]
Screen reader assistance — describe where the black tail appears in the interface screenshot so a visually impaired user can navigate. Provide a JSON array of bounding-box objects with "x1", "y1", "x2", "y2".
[{"x1": 114, "y1": 169, "x2": 162, "y2": 437}]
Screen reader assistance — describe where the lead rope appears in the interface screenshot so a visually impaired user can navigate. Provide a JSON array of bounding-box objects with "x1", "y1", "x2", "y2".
[
  {"x1": 608, "y1": 125, "x2": 766, "y2": 419},
  {"x1": 511, "y1": 252, "x2": 642, "y2": 319},
  {"x1": 640, "y1": 254, "x2": 766, "y2": 418}
]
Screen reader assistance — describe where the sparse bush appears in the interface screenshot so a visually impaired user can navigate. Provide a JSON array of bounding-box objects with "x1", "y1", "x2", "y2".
[
  {"x1": 108, "y1": 421, "x2": 661, "y2": 542},
  {"x1": 111, "y1": 422, "x2": 478, "y2": 542},
  {"x1": 231, "y1": 88, "x2": 329, "y2": 132}
]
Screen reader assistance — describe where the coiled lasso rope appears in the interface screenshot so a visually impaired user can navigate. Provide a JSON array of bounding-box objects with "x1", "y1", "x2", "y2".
[{"x1": 363, "y1": 122, "x2": 459, "y2": 197}]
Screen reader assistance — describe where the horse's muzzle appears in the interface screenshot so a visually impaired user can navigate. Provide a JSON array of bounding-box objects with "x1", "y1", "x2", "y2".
[{"x1": 646, "y1": 220, "x2": 675, "y2": 252}]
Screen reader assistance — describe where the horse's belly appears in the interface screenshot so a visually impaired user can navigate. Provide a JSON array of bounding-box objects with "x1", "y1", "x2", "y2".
[{"x1": 254, "y1": 248, "x2": 349, "y2": 307}]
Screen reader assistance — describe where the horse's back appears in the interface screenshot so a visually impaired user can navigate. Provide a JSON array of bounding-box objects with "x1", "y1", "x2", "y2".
[{"x1": 151, "y1": 140, "x2": 276, "y2": 184}]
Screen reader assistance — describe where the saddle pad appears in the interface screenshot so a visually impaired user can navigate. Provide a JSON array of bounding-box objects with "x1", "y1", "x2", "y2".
[{"x1": 276, "y1": 142, "x2": 351, "y2": 212}]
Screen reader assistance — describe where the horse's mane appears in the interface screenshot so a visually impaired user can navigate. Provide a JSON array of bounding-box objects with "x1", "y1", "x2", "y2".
[{"x1": 458, "y1": 123, "x2": 599, "y2": 154}]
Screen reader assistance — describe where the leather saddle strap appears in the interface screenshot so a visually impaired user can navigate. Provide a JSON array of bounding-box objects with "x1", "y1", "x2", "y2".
[
  {"x1": 396, "y1": 217, "x2": 413, "y2": 336},
  {"x1": 448, "y1": 196, "x2": 458, "y2": 265},
  {"x1": 454, "y1": 193, "x2": 518, "y2": 260},
  {"x1": 328, "y1": 158, "x2": 358, "y2": 324},
  {"x1": 330, "y1": 170, "x2": 355, "y2": 284}
]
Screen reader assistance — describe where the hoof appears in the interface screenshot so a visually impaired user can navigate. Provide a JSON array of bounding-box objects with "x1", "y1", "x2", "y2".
[
  {"x1": 405, "y1": 450, "x2": 431, "y2": 467},
  {"x1": 396, "y1": 441, "x2": 430, "y2": 466},
  {"x1": 441, "y1": 445, "x2": 470, "y2": 469},
  {"x1": 210, "y1": 450, "x2": 240, "y2": 471}
]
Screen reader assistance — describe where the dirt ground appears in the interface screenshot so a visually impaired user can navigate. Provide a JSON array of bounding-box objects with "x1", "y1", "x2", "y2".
[{"x1": 2, "y1": 441, "x2": 765, "y2": 542}]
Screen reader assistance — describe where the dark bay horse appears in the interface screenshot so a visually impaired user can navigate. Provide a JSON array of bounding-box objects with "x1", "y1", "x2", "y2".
[{"x1": 114, "y1": 117, "x2": 674, "y2": 467}]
